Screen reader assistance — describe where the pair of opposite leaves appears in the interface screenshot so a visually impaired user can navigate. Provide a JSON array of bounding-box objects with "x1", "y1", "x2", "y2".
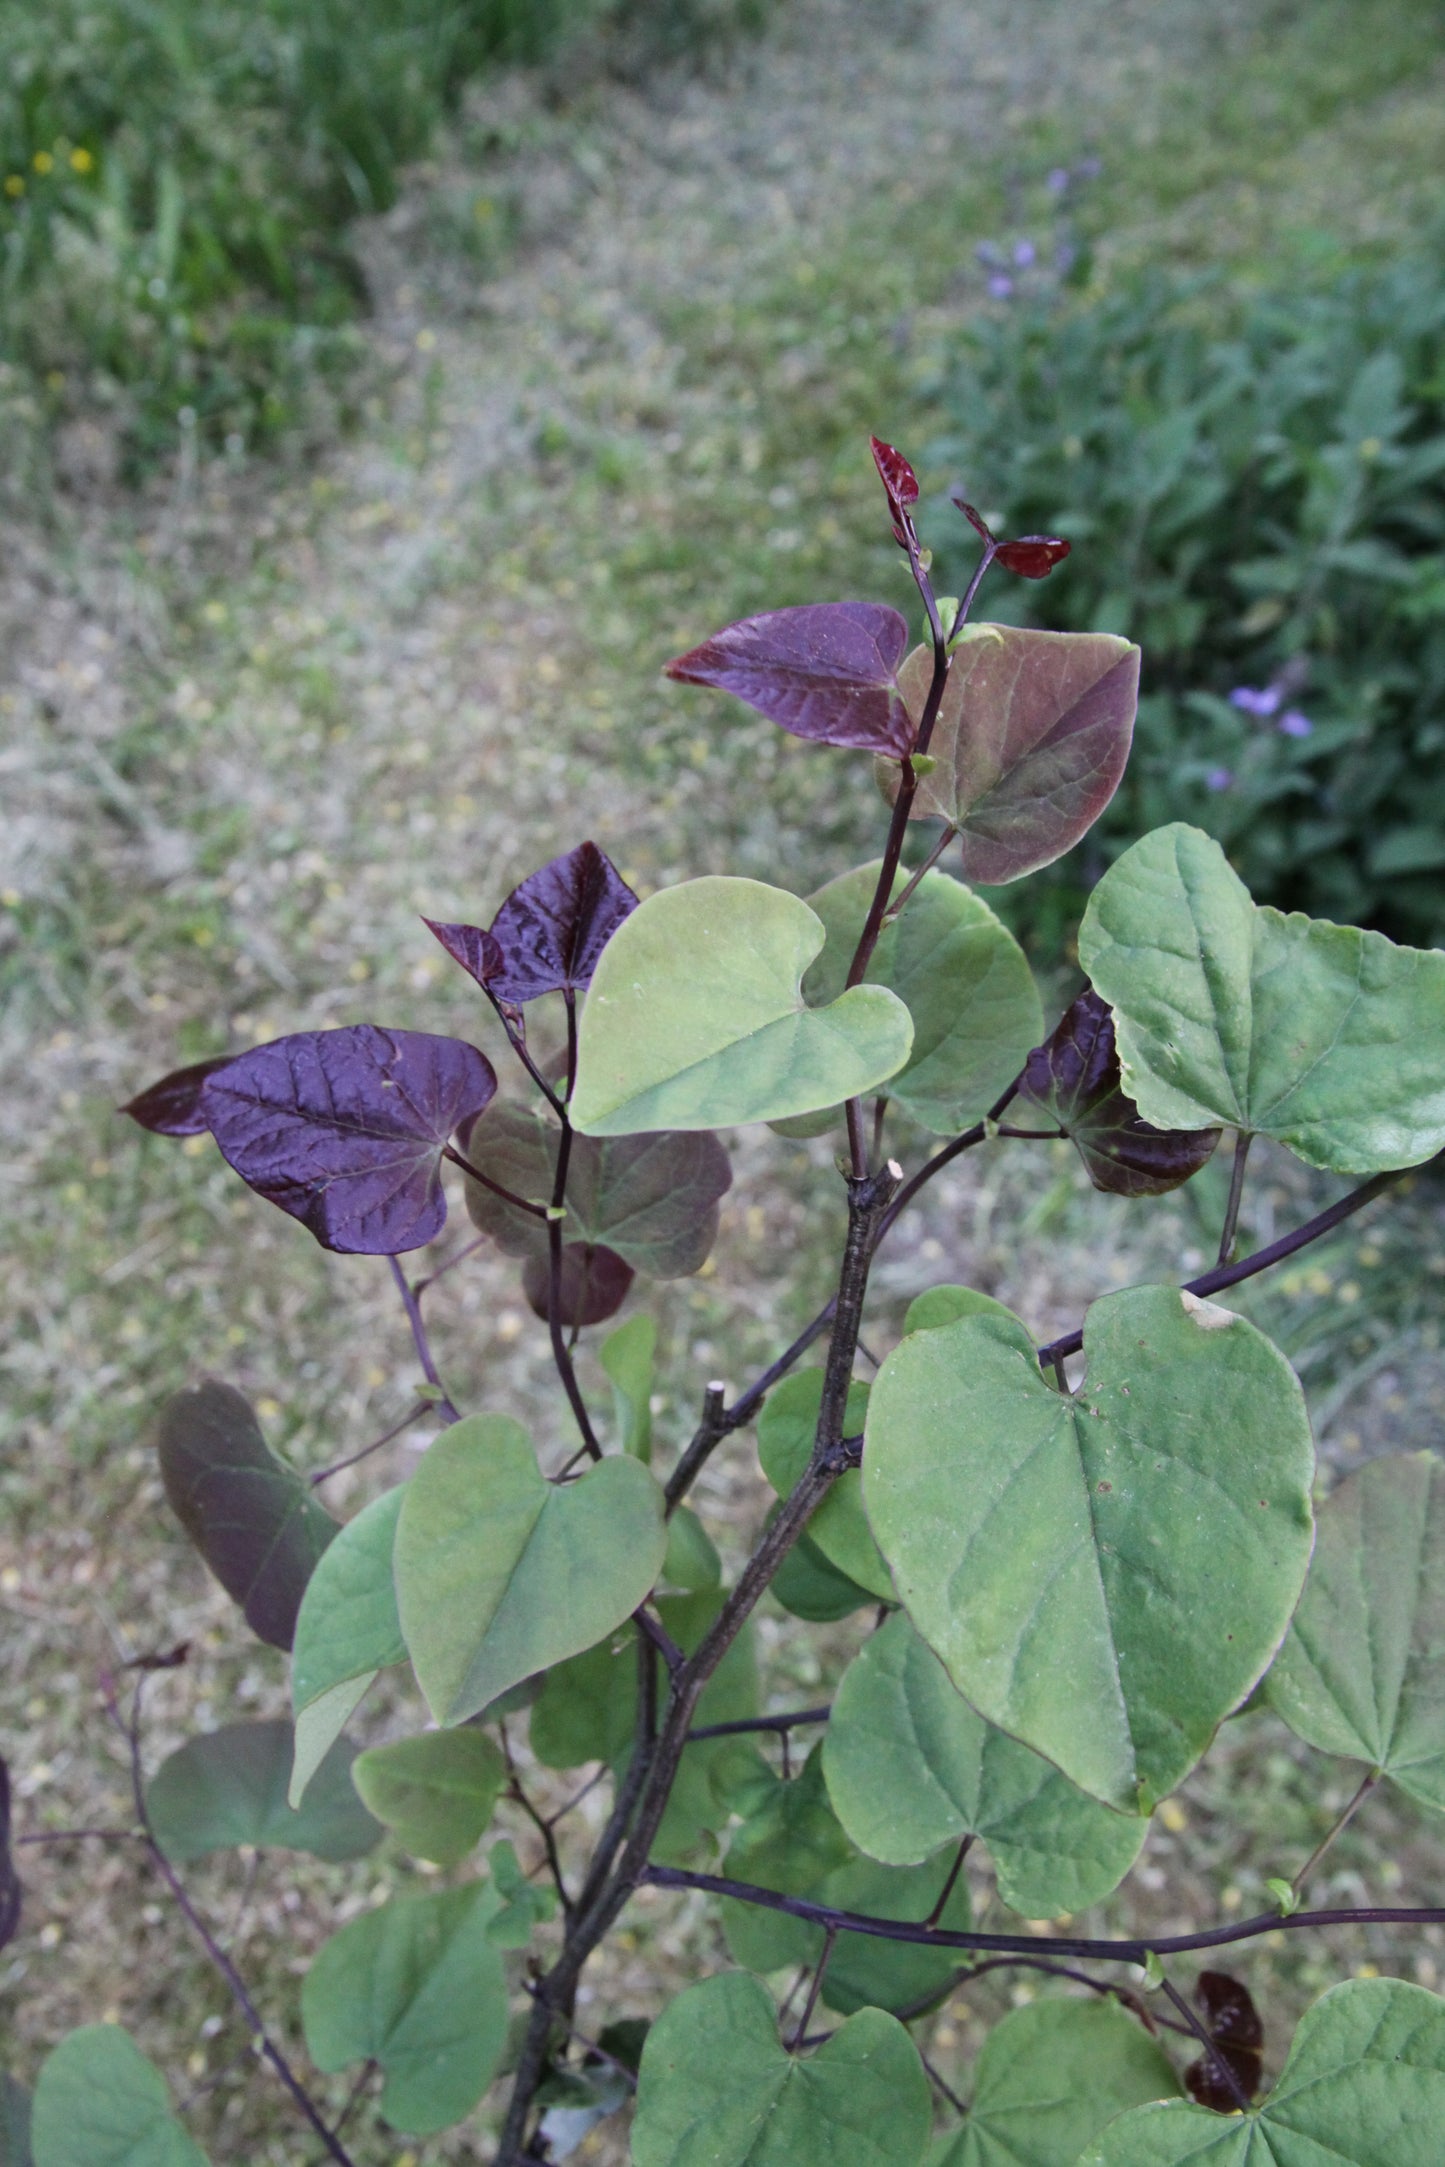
[{"x1": 628, "y1": 1972, "x2": 1445, "y2": 2167}]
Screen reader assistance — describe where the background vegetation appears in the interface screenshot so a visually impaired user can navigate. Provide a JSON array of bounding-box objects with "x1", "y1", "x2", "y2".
[{"x1": 4, "y1": 0, "x2": 1445, "y2": 2159}]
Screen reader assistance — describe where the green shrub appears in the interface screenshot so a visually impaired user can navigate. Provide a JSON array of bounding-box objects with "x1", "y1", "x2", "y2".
[
  {"x1": 0, "y1": 0, "x2": 765, "y2": 468},
  {"x1": 931, "y1": 242, "x2": 1445, "y2": 945}
]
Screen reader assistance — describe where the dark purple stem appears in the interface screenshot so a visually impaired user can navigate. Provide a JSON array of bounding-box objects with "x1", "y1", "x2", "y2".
[
  {"x1": 309, "y1": 1401, "x2": 427, "y2": 1487},
  {"x1": 442, "y1": 1143, "x2": 549, "y2": 1220},
  {"x1": 543, "y1": 993, "x2": 603, "y2": 1463},
  {"x1": 388, "y1": 1255, "x2": 460, "y2": 1424},
  {"x1": 685, "y1": 1705, "x2": 831, "y2": 1744}
]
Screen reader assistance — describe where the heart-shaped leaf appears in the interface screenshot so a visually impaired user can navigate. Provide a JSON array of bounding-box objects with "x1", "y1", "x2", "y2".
[
  {"x1": 880, "y1": 624, "x2": 1139, "y2": 884},
  {"x1": 1081, "y1": 1979, "x2": 1445, "y2": 2166},
  {"x1": 1267, "y1": 1452, "x2": 1445, "y2": 1811},
  {"x1": 301, "y1": 1884, "x2": 510, "y2": 2134},
  {"x1": 157, "y1": 1381, "x2": 335, "y2": 1651},
  {"x1": 196, "y1": 1025, "x2": 497, "y2": 1253},
  {"x1": 570, "y1": 877, "x2": 913, "y2": 1135},
  {"x1": 422, "y1": 918, "x2": 504, "y2": 991},
  {"x1": 31, "y1": 2027, "x2": 209, "y2": 2167},
  {"x1": 1019, "y1": 989, "x2": 1220, "y2": 1196},
  {"x1": 601, "y1": 1315, "x2": 656, "y2": 1461},
  {"x1": 529, "y1": 1592, "x2": 756, "y2": 1863},
  {"x1": 395, "y1": 1414, "x2": 668, "y2": 1723},
  {"x1": 666, "y1": 602, "x2": 916, "y2": 755},
  {"x1": 0, "y1": 1758, "x2": 21, "y2": 1958},
  {"x1": 352, "y1": 1730, "x2": 506, "y2": 1867},
  {"x1": 928, "y1": 1999, "x2": 1180, "y2": 2167},
  {"x1": 147, "y1": 1720, "x2": 379, "y2": 1863},
  {"x1": 661, "y1": 1504, "x2": 721, "y2": 1592},
  {"x1": 120, "y1": 1055, "x2": 233, "y2": 1137},
  {"x1": 790, "y1": 862, "x2": 1043, "y2": 1135},
  {"x1": 757, "y1": 1370, "x2": 891, "y2": 1601},
  {"x1": 289, "y1": 1486, "x2": 408, "y2": 1805},
  {"x1": 1079, "y1": 824, "x2": 1445, "y2": 1173},
  {"x1": 994, "y1": 535, "x2": 1072, "y2": 579},
  {"x1": 520, "y1": 1243, "x2": 635, "y2": 1327},
  {"x1": 631, "y1": 1971, "x2": 932, "y2": 2167},
  {"x1": 771, "y1": 1526, "x2": 878, "y2": 1622},
  {"x1": 462, "y1": 1104, "x2": 731, "y2": 1276},
  {"x1": 864, "y1": 1287, "x2": 1315, "y2": 1811},
  {"x1": 719, "y1": 1749, "x2": 974, "y2": 2017},
  {"x1": 823, "y1": 1613, "x2": 1146, "y2": 1917},
  {"x1": 487, "y1": 840, "x2": 639, "y2": 1003},
  {"x1": 905, "y1": 1285, "x2": 1020, "y2": 1334}
]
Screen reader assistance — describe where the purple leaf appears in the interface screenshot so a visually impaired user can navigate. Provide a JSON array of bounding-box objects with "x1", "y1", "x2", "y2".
[
  {"x1": 487, "y1": 842, "x2": 638, "y2": 1004},
  {"x1": 994, "y1": 535, "x2": 1071, "y2": 580},
  {"x1": 157, "y1": 1380, "x2": 337, "y2": 1650},
  {"x1": 423, "y1": 918, "x2": 505, "y2": 991},
  {"x1": 521, "y1": 1243, "x2": 634, "y2": 1329},
  {"x1": 953, "y1": 496, "x2": 995, "y2": 545},
  {"x1": 199, "y1": 1025, "x2": 496, "y2": 1255},
  {"x1": 870, "y1": 435, "x2": 919, "y2": 544},
  {"x1": 121, "y1": 1054, "x2": 235, "y2": 1136},
  {"x1": 0, "y1": 1754, "x2": 20, "y2": 1956},
  {"x1": 885, "y1": 623, "x2": 1140, "y2": 883},
  {"x1": 1019, "y1": 988, "x2": 1220, "y2": 1196},
  {"x1": 461, "y1": 1102, "x2": 731, "y2": 1277},
  {"x1": 666, "y1": 602, "x2": 915, "y2": 756},
  {"x1": 1184, "y1": 1972, "x2": 1264, "y2": 2110}
]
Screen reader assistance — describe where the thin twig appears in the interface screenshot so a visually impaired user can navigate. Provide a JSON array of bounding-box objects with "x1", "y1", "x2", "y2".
[
  {"x1": 1217, "y1": 1131, "x2": 1253, "y2": 1266},
  {"x1": 545, "y1": 1765, "x2": 610, "y2": 1829},
  {"x1": 17, "y1": 1826, "x2": 139, "y2": 1846},
  {"x1": 918, "y1": 2046, "x2": 968, "y2": 2117},
  {"x1": 309, "y1": 1401, "x2": 427, "y2": 1486},
  {"x1": 442, "y1": 1144, "x2": 549, "y2": 1219},
  {"x1": 924, "y1": 1835, "x2": 972, "y2": 1929},
  {"x1": 544, "y1": 994, "x2": 603, "y2": 1462},
  {"x1": 388, "y1": 1257, "x2": 460, "y2": 1425},
  {"x1": 412, "y1": 1233, "x2": 487, "y2": 1295},
  {"x1": 885, "y1": 826, "x2": 958, "y2": 922},
  {"x1": 789, "y1": 1928, "x2": 836, "y2": 2051},
  {"x1": 685, "y1": 1706, "x2": 831, "y2": 1744},
  {"x1": 1292, "y1": 1768, "x2": 1380, "y2": 1898}
]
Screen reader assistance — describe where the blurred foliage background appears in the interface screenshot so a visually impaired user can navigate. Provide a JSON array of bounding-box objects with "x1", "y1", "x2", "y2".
[{"x1": 4, "y1": 0, "x2": 1445, "y2": 2159}]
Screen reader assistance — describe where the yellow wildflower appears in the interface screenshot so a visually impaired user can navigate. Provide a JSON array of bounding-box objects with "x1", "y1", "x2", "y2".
[
  {"x1": 32, "y1": 150, "x2": 53, "y2": 175},
  {"x1": 69, "y1": 146, "x2": 94, "y2": 174}
]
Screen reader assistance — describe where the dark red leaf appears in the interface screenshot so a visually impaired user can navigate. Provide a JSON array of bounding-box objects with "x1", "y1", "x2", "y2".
[
  {"x1": 157, "y1": 1381, "x2": 336, "y2": 1650},
  {"x1": 0, "y1": 1754, "x2": 21, "y2": 1955},
  {"x1": 951, "y1": 494, "x2": 995, "y2": 545},
  {"x1": 665, "y1": 602, "x2": 915, "y2": 756},
  {"x1": 995, "y1": 535, "x2": 1072, "y2": 580},
  {"x1": 521, "y1": 1243, "x2": 634, "y2": 1329},
  {"x1": 121, "y1": 1055, "x2": 235, "y2": 1136},
  {"x1": 487, "y1": 842, "x2": 638, "y2": 1004},
  {"x1": 198, "y1": 1025, "x2": 495, "y2": 1255},
  {"x1": 423, "y1": 918, "x2": 505, "y2": 991},
  {"x1": 1019, "y1": 988, "x2": 1220, "y2": 1196},
  {"x1": 462, "y1": 1102, "x2": 731, "y2": 1277},
  {"x1": 870, "y1": 436, "x2": 919, "y2": 544},
  {"x1": 1184, "y1": 1972, "x2": 1264, "y2": 2110}
]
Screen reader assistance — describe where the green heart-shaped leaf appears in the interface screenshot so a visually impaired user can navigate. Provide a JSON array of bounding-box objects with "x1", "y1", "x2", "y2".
[
  {"x1": 289, "y1": 1485, "x2": 408, "y2": 1806},
  {"x1": 351, "y1": 1729, "x2": 507, "y2": 1866},
  {"x1": 905, "y1": 1285, "x2": 1022, "y2": 1335},
  {"x1": 1080, "y1": 823, "x2": 1445, "y2": 1173},
  {"x1": 864, "y1": 1287, "x2": 1315, "y2": 1810},
  {"x1": 301, "y1": 1884, "x2": 509, "y2": 2134},
  {"x1": 928, "y1": 1999, "x2": 1181, "y2": 2167},
  {"x1": 395, "y1": 1415, "x2": 667, "y2": 1723},
  {"x1": 631, "y1": 1971, "x2": 932, "y2": 2167},
  {"x1": 788, "y1": 861, "x2": 1043, "y2": 1135},
  {"x1": 147, "y1": 1720, "x2": 379, "y2": 1864},
  {"x1": 1081, "y1": 1978, "x2": 1445, "y2": 2165},
  {"x1": 824, "y1": 1613, "x2": 1146, "y2": 1916},
  {"x1": 31, "y1": 2027, "x2": 208, "y2": 2167},
  {"x1": 601, "y1": 1314, "x2": 656, "y2": 1460},
  {"x1": 771, "y1": 1524, "x2": 878, "y2": 1621},
  {"x1": 719, "y1": 1749, "x2": 973, "y2": 2017},
  {"x1": 570, "y1": 877, "x2": 913, "y2": 1135},
  {"x1": 1268, "y1": 1452, "x2": 1445, "y2": 1810},
  {"x1": 758, "y1": 1370, "x2": 891, "y2": 1602}
]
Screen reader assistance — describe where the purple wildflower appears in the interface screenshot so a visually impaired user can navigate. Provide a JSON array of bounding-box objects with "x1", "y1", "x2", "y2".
[
  {"x1": 1054, "y1": 243, "x2": 1078, "y2": 275},
  {"x1": 1013, "y1": 239, "x2": 1037, "y2": 268},
  {"x1": 1205, "y1": 766, "x2": 1234, "y2": 793},
  {"x1": 1278, "y1": 709, "x2": 1313, "y2": 738},
  {"x1": 1229, "y1": 685, "x2": 1281, "y2": 718},
  {"x1": 1047, "y1": 167, "x2": 1071, "y2": 194},
  {"x1": 976, "y1": 240, "x2": 1004, "y2": 267},
  {"x1": 987, "y1": 273, "x2": 1015, "y2": 300}
]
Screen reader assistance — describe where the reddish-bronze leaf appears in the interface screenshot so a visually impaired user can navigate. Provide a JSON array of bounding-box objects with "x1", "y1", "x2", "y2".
[
  {"x1": 198, "y1": 1025, "x2": 496, "y2": 1255},
  {"x1": 1184, "y1": 1971, "x2": 1264, "y2": 2110},
  {"x1": 0, "y1": 1754, "x2": 20, "y2": 1955},
  {"x1": 521, "y1": 1243, "x2": 634, "y2": 1329},
  {"x1": 870, "y1": 435, "x2": 919, "y2": 544},
  {"x1": 995, "y1": 535, "x2": 1071, "y2": 579},
  {"x1": 121, "y1": 1054, "x2": 235, "y2": 1136},
  {"x1": 952, "y1": 496, "x2": 995, "y2": 545},
  {"x1": 486, "y1": 841, "x2": 638, "y2": 1004},
  {"x1": 461, "y1": 1102, "x2": 730, "y2": 1277},
  {"x1": 883, "y1": 624, "x2": 1140, "y2": 883},
  {"x1": 1019, "y1": 988, "x2": 1219, "y2": 1196},
  {"x1": 423, "y1": 918, "x2": 505, "y2": 991},
  {"x1": 157, "y1": 1380, "x2": 337, "y2": 1650},
  {"x1": 666, "y1": 602, "x2": 915, "y2": 756}
]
